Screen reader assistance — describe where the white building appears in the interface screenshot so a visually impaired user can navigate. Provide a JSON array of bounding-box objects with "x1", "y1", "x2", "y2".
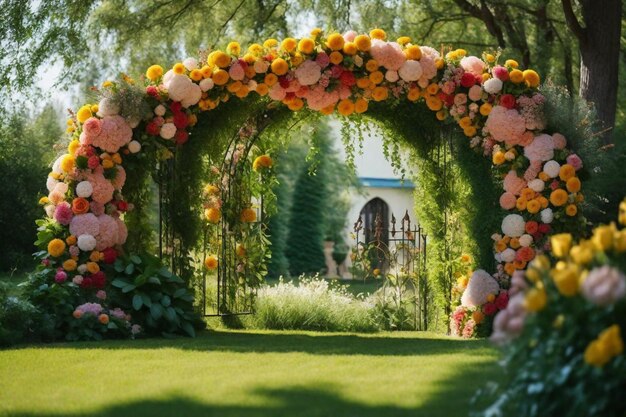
[{"x1": 327, "y1": 120, "x2": 416, "y2": 278}]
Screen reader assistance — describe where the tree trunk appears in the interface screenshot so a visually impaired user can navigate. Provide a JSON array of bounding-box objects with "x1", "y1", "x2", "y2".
[{"x1": 577, "y1": 0, "x2": 622, "y2": 142}]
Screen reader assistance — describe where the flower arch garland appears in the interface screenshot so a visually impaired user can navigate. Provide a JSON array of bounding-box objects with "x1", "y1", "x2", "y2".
[{"x1": 36, "y1": 28, "x2": 586, "y2": 338}]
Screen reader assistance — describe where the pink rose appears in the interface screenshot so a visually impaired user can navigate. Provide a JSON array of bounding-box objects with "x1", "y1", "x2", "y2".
[
  {"x1": 566, "y1": 153, "x2": 583, "y2": 171},
  {"x1": 492, "y1": 66, "x2": 509, "y2": 81},
  {"x1": 499, "y1": 192, "x2": 517, "y2": 210}
]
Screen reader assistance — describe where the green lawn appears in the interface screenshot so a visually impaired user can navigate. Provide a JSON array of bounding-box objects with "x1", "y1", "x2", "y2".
[{"x1": 0, "y1": 329, "x2": 501, "y2": 417}]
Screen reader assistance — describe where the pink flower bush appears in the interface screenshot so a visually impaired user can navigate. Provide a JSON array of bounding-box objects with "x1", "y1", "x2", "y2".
[
  {"x1": 566, "y1": 153, "x2": 583, "y2": 171},
  {"x1": 70, "y1": 213, "x2": 100, "y2": 237},
  {"x1": 96, "y1": 214, "x2": 119, "y2": 251},
  {"x1": 462, "y1": 319, "x2": 477, "y2": 338},
  {"x1": 524, "y1": 134, "x2": 554, "y2": 162},
  {"x1": 484, "y1": 106, "x2": 526, "y2": 145},
  {"x1": 460, "y1": 56, "x2": 485, "y2": 76},
  {"x1": 90, "y1": 115, "x2": 133, "y2": 153},
  {"x1": 74, "y1": 302, "x2": 103, "y2": 316},
  {"x1": 88, "y1": 171, "x2": 115, "y2": 204},
  {"x1": 370, "y1": 40, "x2": 405, "y2": 70},
  {"x1": 503, "y1": 170, "x2": 527, "y2": 195}
]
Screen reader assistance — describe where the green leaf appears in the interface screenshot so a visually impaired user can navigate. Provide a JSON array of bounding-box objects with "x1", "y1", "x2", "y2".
[
  {"x1": 163, "y1": 306, "x2": 176, "y2": 322},
  {"x1": 141, "y1": 293, "x2": 152, "y2": 307},
  {"x1": 148, "y1": 276, "x2": 161, "y2": 285},
  {"x1": 132, "y1": 294, "x2": 143, "y2": 310},
  {"x1": 107, "y1": 321, "x2": 119, "y2": 330},
  {"x1": 114, "y1": 260, "x2": 125, "y2": 273},
  {"x1": 161, "y1": 295, "x2": 171, "y2": 307},
  {"x1": 173, "y1": 288, "x2": 187, "y2": 298},
  {"x1": 150, "y1": 303, "x2": 163, "y2": 320},
  {"x1": 122, "y1": 284, "x2": 137, "y2": 293},
  {"x1": 130, "y1": 254, "x2": 142, "y2": 265},
  {"x1": 111, "y1": 279, "x2": 128, "y2": 288},
  {"x1": 181, "y1": 321, "x2": 196, "y2": 338},
  {"x1": 125, "y1": 263, "x2": 135, "y2": 275}
]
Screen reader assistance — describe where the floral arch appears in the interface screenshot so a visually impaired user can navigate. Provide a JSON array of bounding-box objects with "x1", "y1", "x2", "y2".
[{"x1": 33, "y1": 28, "x2": 587, "y2": 339}]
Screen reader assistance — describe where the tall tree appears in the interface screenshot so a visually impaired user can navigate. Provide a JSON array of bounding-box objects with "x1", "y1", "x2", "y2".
[{"x1": 562, "y1": 0, "x2": 622, "y2": 142}]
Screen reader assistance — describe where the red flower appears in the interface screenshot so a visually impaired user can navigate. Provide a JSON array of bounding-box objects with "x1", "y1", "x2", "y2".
[
  {"x1": 483, "y1": 302, "x2": 497, "y2": 316},
  {"x1": 237, "y1": 59, "x2": 248, "y2": 70},
  {"x1": 475, "y1": 74, "x2": 483, "y2": 85},
  {"x1": 279, "y1": 76, "x2": 290, "y2": 89},
  {"x1": 102, "y1": 248, "x2": 117, "y2": 264},
  {"x1": 550, "y1": 180, "x2": 560, "y2": 190},
  {"x1": 500, "y1": 94, "x2": 516, "y2": 109},
  {"x1": 538, "y1": 223, "x2": 551, "y2": 234},
  {"x1": 495, "y1": 292, "x2": 509, "y2": 310},
  {"x1": 146, "y1": 121, "x2": 160, "y2": 136},
  {"x1": 169, "y1": 101, "x2": 182, "y2": 113},
  {"x1": 146, "y1": 86, "x2": 159, "y2": 98},
  {"x1": 173, "y1": 112, "x2": 188, "y2": 129},
  {"x1": 460, "y1": 72, "x2": 476, "y2": 88},
  {"x1": 516, "y1": 246, "x2": 535, "y2": 262},
  {"x1": 87, "y1": 155, "x2": 100, "y2": 169},
  {"x1": 525, "y1": 220, "x2": 539, "y2": 234},
  {"x1": 340, "y1": 71, "x2": 356, "y2": 87},
  {"x1": 92, "y1": 271, "x2": 106, "y2": 289},
  {"x1": 175, "y1": 130, "x2": 189, "y2": 145},
  {"x1": 531, "y1": 232, "x2": 544, "y2": 242},
  {"x1": 117, "y1": 201, "x2": 129, "y2": 212},
  {"x1": 439, "y1": 92, "x2": 455, "y2": 107}
]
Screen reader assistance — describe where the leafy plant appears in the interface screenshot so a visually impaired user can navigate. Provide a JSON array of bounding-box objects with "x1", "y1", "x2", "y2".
[{"x1": 109, "y1": 252, "x2": 200, "y2": 337}]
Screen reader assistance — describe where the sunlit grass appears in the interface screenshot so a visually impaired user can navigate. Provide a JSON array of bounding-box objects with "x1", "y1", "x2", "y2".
[{"x1": 0, "y1": 329, "x2": 500, "y2": 417}]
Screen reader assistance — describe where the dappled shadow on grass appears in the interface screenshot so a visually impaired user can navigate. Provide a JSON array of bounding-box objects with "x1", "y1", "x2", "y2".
[
  {"x1": 19, "y1": 330, "x2": 497, "y2": 357},
  {"x1": 9, "y1": 361, "x2": 501, "y2": 417}
]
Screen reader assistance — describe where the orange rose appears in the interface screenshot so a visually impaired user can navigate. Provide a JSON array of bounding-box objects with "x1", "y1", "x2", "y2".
[{"x1": 72, "y1": 197, "x2": 90, "y2": 214}]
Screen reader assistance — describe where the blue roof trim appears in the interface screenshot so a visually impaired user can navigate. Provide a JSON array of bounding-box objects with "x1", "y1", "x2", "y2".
[{"x1": 359, "y1": 177, "x2": 415, "y2": 189}]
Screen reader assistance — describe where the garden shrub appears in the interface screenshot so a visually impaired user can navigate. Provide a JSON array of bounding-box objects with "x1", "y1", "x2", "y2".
[
  {"x1": 0, "y1": 282, "x2": 37, "y2": 346},
  {"x1": 248, "y1": 276, "x2": 379, "y2": 332}
]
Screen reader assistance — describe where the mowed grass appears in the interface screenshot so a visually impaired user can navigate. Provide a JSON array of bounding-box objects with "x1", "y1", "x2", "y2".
[{"x1": 0, "y1": 330, "x2": 501, "y2": 417}]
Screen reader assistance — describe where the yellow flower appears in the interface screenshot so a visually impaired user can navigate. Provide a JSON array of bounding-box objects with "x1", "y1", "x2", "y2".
[
  {"x1": 505, "y1": 59, "x2": 519, "y2": 68},
  {"x1": 425, "y1": 95, "x2": 442, "y2": 111},
  {"x1": 369, "y1": 28, "x2": 386, "y2": 40},
  {"x1": 600, "y1": 325, "x2": 624, "y2": 357},
  {"x1": 463, "y1": 126, "x2": 477, "y2": 137},
  {"x1": 551, "y1": 264, "x2": 579, "y2": 296},
  {"x1": 566, "y1": 177, "x2": 581, "y2": 193},
  {"x1": 355, "y1": 98, "x2": 369, "y2": 114},
  {"x1": 68, "y1": 140, "x2": 80, "y2": 156},
  {"x1": 472, "y1": 310, "x2": 484, "y2": 324},
  {"x1": 146, "y1": 65, "x2": 164, "y2": 81},
  {"x1": 60, "y1": 154, "x2": 75, "y2": 173},
  {"x1": 407, "y1": 88, "x2": 421, "y2": 102},
  {"x1": 337, "y1": 99, "x2": 355, "y2": 116},
  {"x1": 549, "y1": 189, "x2": 568, "y2": 207},
  {"x1": 559, "y1": 164, "x2": 576, "y2": 181},
  {"x1": 63, "y1": 259, "x2": 77, "y2": 271},
  {"x1": 204, "y1": 184, "x2": 219, "y2": 195},
  {"x1": 256, "y1": 83, "x2": 269, "y2": 96},
  {"x1": 585, "y1": 325, "x2": 624, "y2": 367},
  {"x1": 565, "y1": 204, "x2": 578, "y2": 217},
  {"x1": 227, "y1": 41, "x2": 241, "y2": 56},
  {"x1": 522, "y1": 69, "x2": 540, "y2": 88},
  {"x1": 236, "y1": 244, "x2": 246, "y2": 258},
  {"x1": 527, "y1": 199, "x2": 541, "y2": 214},
  {"x1": 551, "y1": 233, "x2": 573, "y2": 258},
  {"x1": 484, "y1": 53, "x2": 495, "y2": 63},
  {"x1": 47, "y1": 239, "x2": 66, "y2": 257},
  {"x1": 263, "y1": 38, "x2": 278, "y2": 48},
  {"x1": 396, "y1": 36, "x2": 411, "y2": 45},
  {"x1": 212, "y1": 69, "x2": 230, "y2": 86},
  {"x1": 426, "y1": 84, "x2": 439, "y2": 96},
  {"x1": 211, "y1": 51, "x2": 231, "y2": 68},
  {"x1": 372, "y1": 86, "x2": 388, "y2": 102},
  {"x1": 66, "y1": 235, "x2": 77, "y2": 246},
  {"x1": 87, "y1": 261, "x2": 100, "y2": 274},
  {"x1": 615, "y1": 230, "x2": 626, "y2": 253},
  {"x1": 190, "y1": 69, "x2": 203, "y2": 81},
  {"x1": 479, "y1": 103, "x2": 492, "y2": 116},
  {"x1": 619, "y1": 200, "x2": 626, "y2": 226},
  {"x1": 369, "y1": 71, "x2": 384, "y2": 85},
  {"x1": 343, "y1": 42, "x2": 357, "y2": 55},
  {"x1": 298, "y1": 38, "x2": 315, "y2": 54},
  {"x1": 492, "y1": 151, "x2": 505, "y2": 165},
  {"x1": 204, "y1": 255, "x2": 218, "y2": 270},
  {"x1": 569, "y1": 239, "x2": 596, "y2": 265},
  {"x1": 404, "y1": 45, "x2": 422, "y2": 60},
  {"x1": 509, "y1": 69, "x2": 524, "y2": 84},
  {"x1": 39, "y1": 196, "x2": 49, "y2": 205},
  {"x1": 76, "y1": 105, "x2": 92, "y2": 123},
  {"x1": 173, "y1": 63, "x2": 186, "y2": 74},
  {"x1": 264, "y1": 73, "x2": 278, "y2": 86},
  {"x1": 241, "y1": 208, "x2": 257, "y2": 223},
  {"x1": 326, "y1": 33, "x2": 345, "y2": 51},
  {"x1": 584, "y1": 339, "x2": 610, "y2": 367},
  {"x1": 253, "y1": 155, "x2": 273, "y2": 171},
  {"x1": 329, "y1": 51, "x2": 343, "y2": 65},
  {"x1": 205, "y1": 208, "x2": 221, "y2": 224},
  {"x1": 592, "y1": 224, "x2": 616, "y2": 251},
  {"x1": 310, "y1": 28, "x2": 322, "y2": 38},
  {"x1": 365, "y1": 59, "x2": 379, "y2": 72},
  {"x1": 270, "y1": 58, "x2": 289, "y2": 76},
  {"x1": 524, "y1": 287, "x2": 547, "y2": 312},
  {"x1": 354, "y1": 35, "x2": 371, "y2": 52}
]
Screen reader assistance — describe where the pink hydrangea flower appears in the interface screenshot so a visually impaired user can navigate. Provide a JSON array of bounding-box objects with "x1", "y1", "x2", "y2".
[
  {"x1": 91, "y1": 115, "x2": 133, "y2": 153},
  {"x1": 552, "y1": 133, "x2": 567, "y2": 149},
  {"x1": 370, "y1": 40, "x2": 405, "y2": 70},
  {"x1": 484, "y1": 106, "x2": 526, "y2": 145},
  {"x1": 460, "y1": 56, "x2": 485, "y2": 76},
  {"x1": 503, "y1": 170, "x2": 527, "y2": 196},
  {"x1": 88, "y1": 171, "x2": 115, "y2": 204},
  {"x1": 524, "y1": 134, "x2": 554, "y2": 162},
  {"x1": 96, "y1": 214, "x2": 119, "y2": 250},
  {"x1": 499, "y1": 192, "x2": 517, "y2": 210},
  {"x1": 70, "y1": 213, "x2": 100, "y2": 237}
]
